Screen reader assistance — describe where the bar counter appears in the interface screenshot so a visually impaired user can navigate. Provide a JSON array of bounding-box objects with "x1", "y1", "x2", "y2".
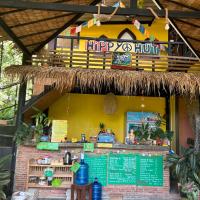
[{"x1": 15, "y1": 143, "x2": 170, "y2": 200}]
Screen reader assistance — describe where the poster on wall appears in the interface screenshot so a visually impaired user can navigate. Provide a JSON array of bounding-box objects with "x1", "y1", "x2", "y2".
[
  {"x1": 51, "y1": 120, "x2": 68, "y2": 142},
  {"x1": 112, "y1": 52, "x2": 132, "y2": 67},
  {"x1": 126, "y1": 112, "x2": 161, "y2": 141}
]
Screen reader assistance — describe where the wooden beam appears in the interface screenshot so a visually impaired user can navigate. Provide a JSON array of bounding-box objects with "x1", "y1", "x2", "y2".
[
  {"x1": 0, "y1": 0, "x2": 71, "y2": 17},
  {"x1": 18, "y1": 28, "x2": 58, "y2": 39},
  {"x1": 0, "y1": 9, "x2": 25, "y2": 16},
  {"x1": 175, "y1": 19, "x2": 200, "y2": 28},
  {"x1": 186, "y1": 36, "x2": 200, "y2": 42},
  {"x1": 32, "y1": 0, "x2": 102, "y2": 54},
  {"x1": 10, "y1": 13, "x2": 74, "y2": 28},
  {"x1": 0, "y1": 18, "x2": 31, "y2": 56},
  {"x1": 152, "y1": 0, "x2": 199, "y2": 58},
  {"x1": 167, "y1": 0, "x2": 199, "y2": 11},
  {"x1": 0, "y1": 1, "x2": 199, "y2": 18}
]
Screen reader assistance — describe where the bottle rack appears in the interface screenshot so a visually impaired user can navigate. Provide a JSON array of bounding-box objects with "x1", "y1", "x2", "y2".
[{"x1": 27, "y1": 160, "x2": 74, "y2": 189}]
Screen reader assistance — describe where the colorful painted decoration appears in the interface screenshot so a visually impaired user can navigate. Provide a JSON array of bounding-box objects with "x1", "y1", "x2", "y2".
[{"x1": 85, "y1": 40, "x2": 160, "y2": 55}]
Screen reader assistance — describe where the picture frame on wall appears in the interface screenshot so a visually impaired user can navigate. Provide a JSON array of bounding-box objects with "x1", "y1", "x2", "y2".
[{"x1": 125, "y1": 112, "x2": 160, "y2": 144}]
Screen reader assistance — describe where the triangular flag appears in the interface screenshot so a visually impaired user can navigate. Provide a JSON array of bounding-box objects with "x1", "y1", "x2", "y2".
[
  {"x1": 70, "y1": 27, "x2": 76, "y2": 35},
  {"x1": 66, "y1": 30, "x2": 70, "y2": 36},
  {"x1": 113, "y1": 2, "x2": 120, "y2": 7},
  {"x1": 120, "y1": 1, "x2": 126, "y2": 8},
  {"x1": 93, "y1": 17, "x2": 97, "y2": 25},
  {"x1": 139, "y1": 24, "x2": 145, "y2": 34},
  {"x1": 75, "y1": 25, "x2": 82, "y2": 33},
  {"x1": 145, "y1": 30, "x2": 150, "y2": 38},
  {"x1": 150, "y1": 35, "x2": 155, "y2": 41},
  {"x1": 134, "y1": 20, "x2": 140, "y2": 30},
  {"x1": 82, "y1": 21, "x2": 88, "y2": 27},
  {"x1": 88, "y1": 19, "x2": 94, "y2": 28}
]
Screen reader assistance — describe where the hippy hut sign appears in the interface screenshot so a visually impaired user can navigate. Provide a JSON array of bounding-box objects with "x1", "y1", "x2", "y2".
[{"x1": 85, "y1": 40, "x2": 160, "y2": 55}]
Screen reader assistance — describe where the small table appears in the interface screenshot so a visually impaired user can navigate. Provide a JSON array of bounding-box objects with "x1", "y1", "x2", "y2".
[{"x1": 71, "y1": 183, "x2": 92, "y2": 200}]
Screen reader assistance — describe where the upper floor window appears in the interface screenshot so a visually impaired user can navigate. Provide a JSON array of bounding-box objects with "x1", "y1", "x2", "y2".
[{"x1": 118, "y1": 28, "x2": 136, "y2": 40}]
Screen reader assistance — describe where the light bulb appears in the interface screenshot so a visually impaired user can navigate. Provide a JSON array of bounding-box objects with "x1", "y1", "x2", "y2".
[
  {"x1": 96, "y1": 20, "x2": 101, "y2": 26},
  {"x1": 141, "y1": 104, "x2": 145, "y2": 108},
  {"x1": 165, "y1": 23, "x2": 169, "y2": 30}
]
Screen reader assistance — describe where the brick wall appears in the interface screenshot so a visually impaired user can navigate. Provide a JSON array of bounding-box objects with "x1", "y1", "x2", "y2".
[{"x1": 15, "y1": 145, "x2": 171, "y2": 199}]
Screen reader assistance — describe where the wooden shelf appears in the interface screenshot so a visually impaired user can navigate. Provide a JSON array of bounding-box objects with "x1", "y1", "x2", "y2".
[
  {"x1": 27, "y1": 160, "x2": 74, "y2": 190},
  {"x1": 28, "y1": 183, "x2": 71, "y2": 189},
  {"x1": 29, "y1": 164, "x2": 72, "y2": 167},
  {"x1": 29, "y1": 174, "x2": 73, "y2": 178}
]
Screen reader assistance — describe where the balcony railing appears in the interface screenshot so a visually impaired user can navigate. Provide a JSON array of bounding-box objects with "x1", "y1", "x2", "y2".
[{"x1": 32, "y1": 36, "x2": 200, "y2": 72}]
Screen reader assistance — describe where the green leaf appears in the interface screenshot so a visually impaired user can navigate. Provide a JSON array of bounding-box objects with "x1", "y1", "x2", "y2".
[
  {"x1": 0, "y1": 190, "x2": 6, "y2": 200},
  {"x1": 0, "y1": 155, "x2": 11, "y2": 169}
]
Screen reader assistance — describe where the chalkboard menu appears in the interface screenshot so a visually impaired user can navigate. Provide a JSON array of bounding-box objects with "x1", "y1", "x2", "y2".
[
  {"x1": 84, "y1": 153, "x2": 163, "y2": 187},
  {"x1": 85, "y1": 154, "x2": 108, "y2": 186},
  {"x1": 108, "y1": 153, "x2": 137, "y2": 185},
  {"x1": 136, "y1": 155, "x2": 163, "y2": 186}
]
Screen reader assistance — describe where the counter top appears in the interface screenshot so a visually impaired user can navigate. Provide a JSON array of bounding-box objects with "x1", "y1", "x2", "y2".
[{"x1": 24, "y1": 142, "x2": 169, "y2": 151}]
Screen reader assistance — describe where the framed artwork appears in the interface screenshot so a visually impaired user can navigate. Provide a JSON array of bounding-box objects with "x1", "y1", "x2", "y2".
[{"x1": 125, "y1": 112, "x2": 161, "y2": 143}]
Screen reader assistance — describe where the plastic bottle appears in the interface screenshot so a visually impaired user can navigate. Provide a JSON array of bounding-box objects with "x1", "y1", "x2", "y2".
[
  {"x1": 63, "y1": 150, "x2": 72, "y2": 165},
  {"x1": 75, "y1": 153, "x2": 89, "y2": 185},
  {"x1": 92, "y1": 178, "x2": 102, "y2": 200}
]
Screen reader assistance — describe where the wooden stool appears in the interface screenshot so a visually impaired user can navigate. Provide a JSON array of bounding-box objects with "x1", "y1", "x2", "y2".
[{"x1": 71, "y1": 183, "x2": 92, "y2": 200}]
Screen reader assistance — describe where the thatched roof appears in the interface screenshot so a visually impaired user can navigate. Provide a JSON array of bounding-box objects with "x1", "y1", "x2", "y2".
[{"x1": 5, "y1": 65, "x2": 200, "y2": 97}]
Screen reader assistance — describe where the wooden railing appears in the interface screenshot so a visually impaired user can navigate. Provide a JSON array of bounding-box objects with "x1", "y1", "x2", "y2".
[{"x1": 32, "y1": 49, "x2": 200, "y2": 72}]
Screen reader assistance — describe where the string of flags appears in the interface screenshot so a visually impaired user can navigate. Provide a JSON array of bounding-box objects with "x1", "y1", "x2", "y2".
[
  {"x1": 64, "y1": 0, "x2": 168, "y2": 53},
  {"x1": 132, "y1": 18, "x2": 168, "y2": 52},
  {"x1": 65, "y1": 1, "x2": 125, "y2": 36}
]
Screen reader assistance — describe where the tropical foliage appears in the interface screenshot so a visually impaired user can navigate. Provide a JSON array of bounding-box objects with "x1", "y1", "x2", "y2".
[
  {"x1": 0, "y1": 41, "x2": 22, "y2": 121},
  {"x1": 166, "y1": 148, "x2": 200, "y2": 200},
  {"x1": 0, "y1": 155, "x2": 11, "y2": 200}
]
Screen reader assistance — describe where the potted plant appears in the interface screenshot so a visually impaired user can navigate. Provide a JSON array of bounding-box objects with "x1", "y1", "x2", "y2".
[
  {"x1": 14, "y1": 122, "x2": 34, "y2": 145},
  {"x1": 31, "y1": 107, "x2": 51, "y2": 143},
  {"x1": 134, "y1": 123, "x2": 151, "y2": 144},
  {"x1": 0, "y1": 155, "x2": 11, "y2": 200}
]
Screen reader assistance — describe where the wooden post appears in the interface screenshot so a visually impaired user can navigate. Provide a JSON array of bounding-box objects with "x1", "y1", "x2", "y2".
[
  {"x1": 195, "y1": 115, "x2": 200, "y2": 152},
  {"x1": 175, "y1": 96, "x2": 179, "y2": 154},
  {"x1": 15, "y1": 54, "x2": 30, "y2": 126},
  {"x1": 10, "y1": 53, "x2": 31, "y2": 194}
]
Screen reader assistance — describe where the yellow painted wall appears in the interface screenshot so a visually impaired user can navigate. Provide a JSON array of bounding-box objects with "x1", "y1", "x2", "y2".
[
  {"x1": 79, "y1": 19, "x2": 168, "y2": 46},
  {"x1": 49, "y1": 93, "x2": 166, "y2": 143}
]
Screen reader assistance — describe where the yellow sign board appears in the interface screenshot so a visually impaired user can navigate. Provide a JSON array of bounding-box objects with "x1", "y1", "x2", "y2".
[
  {"x1": 97, "y1": 143, "x2": 113, "y2": 148},
  {"x1": 51, "y1": 120, "x2": 68, "y2": 142}
]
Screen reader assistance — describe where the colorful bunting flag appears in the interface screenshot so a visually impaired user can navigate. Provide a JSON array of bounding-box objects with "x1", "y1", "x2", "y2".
[
  {"x1": 150, "y1": 35, "x2": 155, "y2": 42},
  {"x1": 70, "y1": 27, "x2": 76, "y2": 35},
  {"x1": 132, "y1": 18, "x2": 168, "y2": 52},
  {"x1": 93, "y1": 17, "x2": 97, "y2": 25},
  {"x1": 66, "y1": 30, "x2": 70, "y2": 36},
  {"x1": 139, "y1": 25, "x2": 145, "y2": 34},
  {"x1": 134, "y1": 20, "x2": 140, "y2": 30},
  {"x1": 82, "y1": 21, "x2": 88, "y2": 27},
  {"x1": 76, "y1": 25, "x2": 82, "y2": 34},
  {"x1": 145, "y1": 30, "x2": 150, "y2": 38},
  {"x1": 88, "y1": 19, "x2": 94, "y2": 28}
]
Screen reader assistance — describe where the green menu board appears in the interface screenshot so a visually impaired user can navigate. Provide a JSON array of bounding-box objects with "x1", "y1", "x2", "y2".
[
  {"x1": 85, "y1": 154, "x2": 108, "y2": 186},
  {"x1": 108, "y1": 153, "x2": 137, "y2": 185},
  {"x1": 136, "y1": 155, "x2": 163, "y2": 186}
]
